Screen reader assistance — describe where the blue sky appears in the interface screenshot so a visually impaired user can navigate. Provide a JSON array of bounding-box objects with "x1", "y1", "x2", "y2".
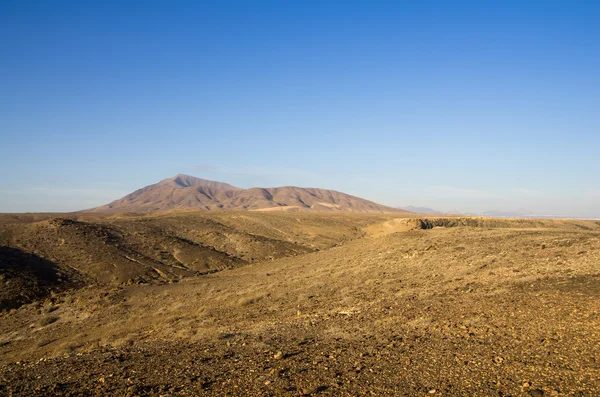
[{"x1": 1, "y1": 1, "x2": 599, "y2": 216}]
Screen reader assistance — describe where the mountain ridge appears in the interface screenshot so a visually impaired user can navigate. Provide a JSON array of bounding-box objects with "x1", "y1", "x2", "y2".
[{"x1": 86, "y1": 174, "x2": 407, "y2": 214}]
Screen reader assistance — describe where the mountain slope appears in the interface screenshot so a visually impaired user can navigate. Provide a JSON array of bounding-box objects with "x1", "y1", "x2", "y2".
[{"x1": 86, "y1": 174, "x2": 406, "y2": 214}]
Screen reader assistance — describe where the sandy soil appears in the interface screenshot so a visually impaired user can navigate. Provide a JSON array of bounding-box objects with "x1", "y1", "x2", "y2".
[{"x1": 1, "y1": 212, "x2": 600, "y2": 396}]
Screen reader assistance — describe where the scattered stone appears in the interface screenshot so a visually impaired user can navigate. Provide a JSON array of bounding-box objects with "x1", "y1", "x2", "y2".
[{"x1": 274, "y1": 351, "x2": 284, "y2": 360}]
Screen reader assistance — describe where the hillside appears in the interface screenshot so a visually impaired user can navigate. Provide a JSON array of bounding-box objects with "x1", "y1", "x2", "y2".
[
  {"x1": 0, "y1": 211, "x2": 393, "y2": 309},
  {"x1": 2, "y1": 212, "x2": 600, "y2": 396},
  {"x1": 86, "y1": 174, "x2": 406, "y2": 214}
]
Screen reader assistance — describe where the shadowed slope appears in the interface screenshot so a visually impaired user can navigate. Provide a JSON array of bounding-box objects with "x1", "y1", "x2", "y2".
[{"x1": 0, "y1": 247, "x2": 82, "y2": 311}]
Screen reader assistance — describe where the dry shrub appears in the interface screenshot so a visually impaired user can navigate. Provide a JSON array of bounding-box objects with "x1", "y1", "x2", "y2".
[
  {"x1": 39, "y1": 315, "x2": 59, "y2": 326},
  {"x1": 238, "y1": 296, "x2": 263, "y2": 307}
]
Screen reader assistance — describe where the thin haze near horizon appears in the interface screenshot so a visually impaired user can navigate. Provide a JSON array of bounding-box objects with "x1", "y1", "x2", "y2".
[{"x1": 1, "y1": 1, "x2": 599, "y2": 217}]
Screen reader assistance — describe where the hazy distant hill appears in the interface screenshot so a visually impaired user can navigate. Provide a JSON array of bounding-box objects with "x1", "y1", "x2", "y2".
[
  {"x1": 86, "y1": 174, "x2": 407, "y2": 214},
  {"x1": 400, "y1": 205, "x2": 441, "y2": 215},
  {"x1": 482, "y1": 210, "x2": 534, "y2": 218}
]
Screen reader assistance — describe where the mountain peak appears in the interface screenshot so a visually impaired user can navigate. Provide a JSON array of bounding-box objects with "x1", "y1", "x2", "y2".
[
  {"x1": 170, "y1": 174, "x2": 207, "y2": 187},
  {"x1": 159, "y1": 174, "x2": 241, "y2": 190},
  {"x1": 86, "y1": 174, "x2": 408, "y2": 214}
]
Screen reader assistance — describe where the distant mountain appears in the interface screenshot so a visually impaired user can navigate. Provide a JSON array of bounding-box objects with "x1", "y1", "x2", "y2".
[
  {"x1": 400, "y1": 205, "x2": 441, "y2": 215},
  {"x1": 86, "y1": 174, "x2": 408, "y2": 214}
]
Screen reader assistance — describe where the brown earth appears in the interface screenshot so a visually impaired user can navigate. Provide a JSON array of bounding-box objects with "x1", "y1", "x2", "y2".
[
  {"x1": 85, "y1": 174, "x2": 407, "y2": 214},
  {"x1": 0, "y1": 211, "x2": 396, "y2": 308},
  {"x1": 1, "y1": 212, "x2": 600, "y2": 396}
]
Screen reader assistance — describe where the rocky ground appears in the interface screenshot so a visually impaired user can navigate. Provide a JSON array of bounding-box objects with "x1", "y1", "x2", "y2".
[{"x1": 1, "y1": 212, "x2": 600, "y2": 396}]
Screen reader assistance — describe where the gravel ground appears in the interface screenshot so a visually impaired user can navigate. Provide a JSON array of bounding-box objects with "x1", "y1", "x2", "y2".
[{"x1": 1, "y1": 215, "x2": 600, "y2": 396}]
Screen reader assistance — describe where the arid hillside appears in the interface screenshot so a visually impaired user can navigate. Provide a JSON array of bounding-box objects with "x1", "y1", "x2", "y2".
[
  {"x1": 0, "y1": 211, "x2": 396, "y2": 310},
  {"x1": 86, "y1": 174, "x2": 406, "y2": 214},
  {"x1": 1, "y1": 212, "x2": 600, "y2": 396}
]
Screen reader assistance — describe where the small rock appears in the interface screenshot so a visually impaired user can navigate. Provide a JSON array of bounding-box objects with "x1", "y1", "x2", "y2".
[
  {"x1": 429, "y1": 390, "x2": 437, "y2": 394},
  {"x1": 274, "y1": 351, "x2": 284, "y2": 360}
]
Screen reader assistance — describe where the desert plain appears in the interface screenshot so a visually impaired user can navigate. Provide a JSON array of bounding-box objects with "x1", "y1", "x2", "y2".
[{"x1": 1, "y1": 209, "x2": 599, "y2": 396}]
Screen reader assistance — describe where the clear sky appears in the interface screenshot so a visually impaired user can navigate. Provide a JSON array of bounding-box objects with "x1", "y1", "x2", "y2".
[{"x1": 1, "y1": 1, "x2": 599, "y2": 216}]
